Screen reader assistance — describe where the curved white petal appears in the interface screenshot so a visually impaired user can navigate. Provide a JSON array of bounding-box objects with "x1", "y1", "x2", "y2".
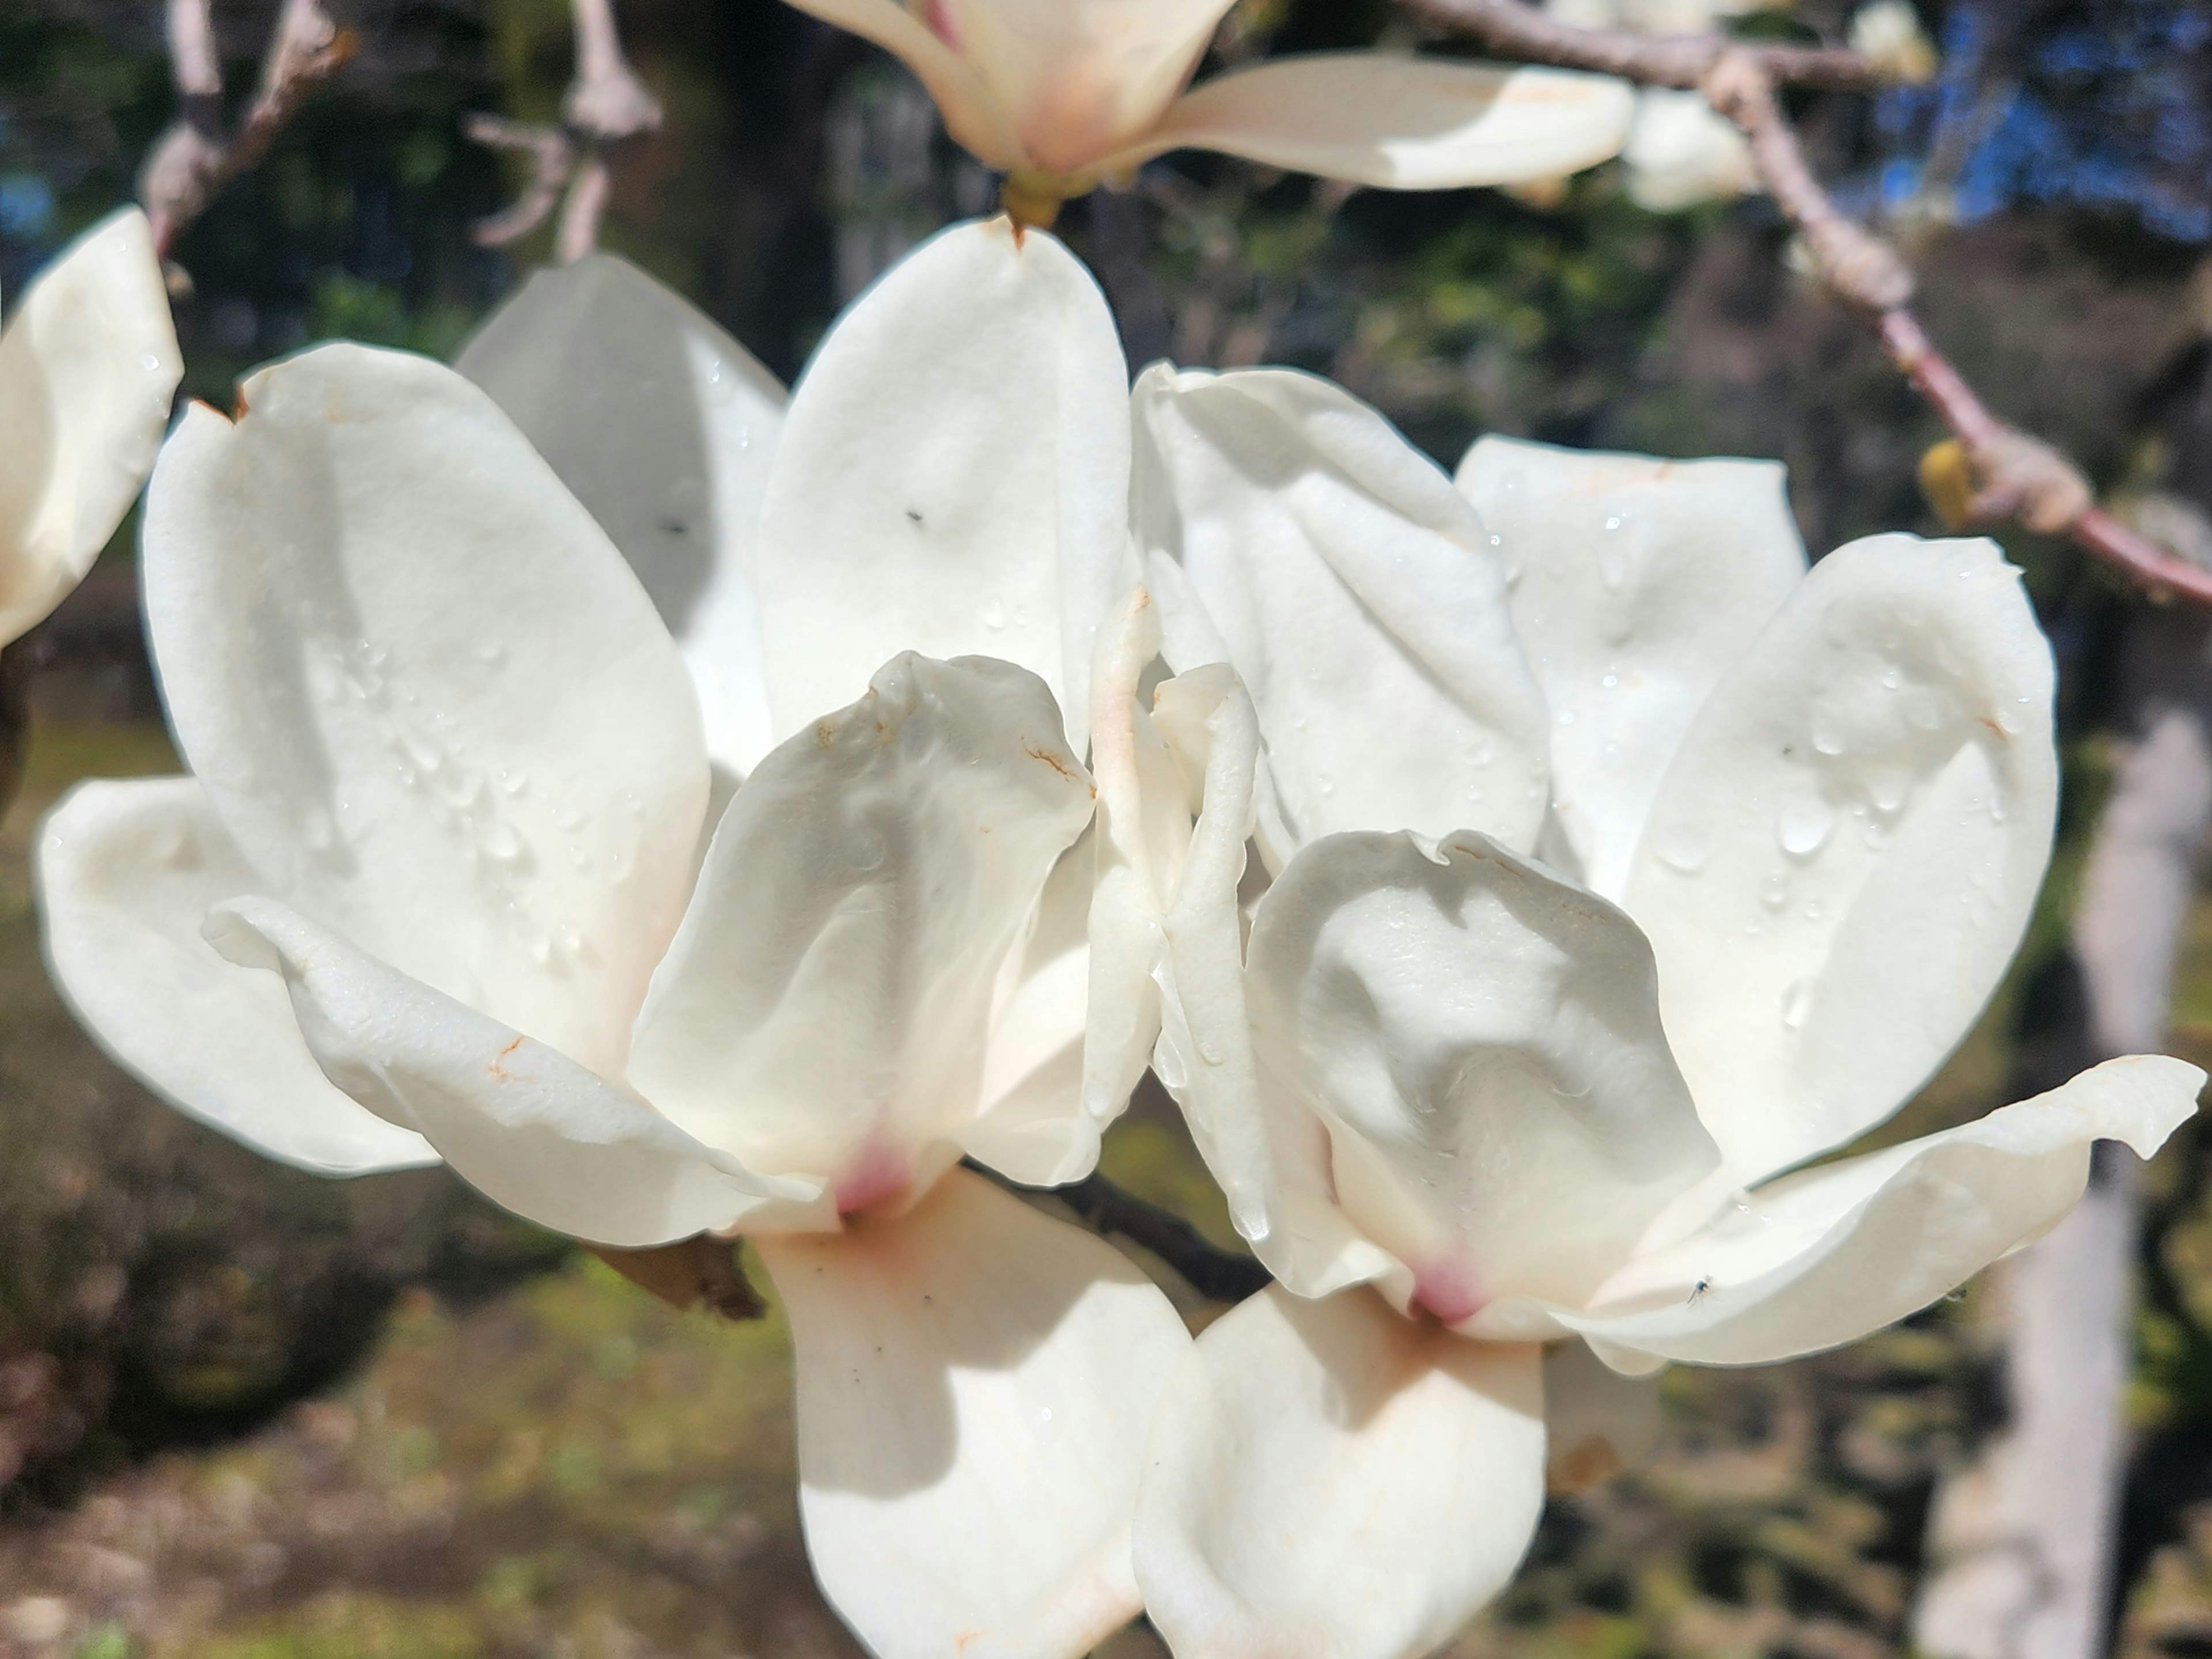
[
  {"x1": 756, "y1": 1168, "x2": 1191, "y2": 1659},
  {"x1": 931, "y1": 0, "x2": 1233, "y2": 177},
  {"x1": 1622, "y1": 88, "x2": 1759, "y2": 212},
  {"x1": 1135, "y1": 1285, "x2": 1546, "y2": 1659},
  {"x1": 1623, "y1": 535, "x2": 2059, "y2": 1181},
  {"x1": 751, "y1": 217, "x2": 1130, "y2": 752},
  {"x1": 1082, "y1": 588, "x2": 1194, "y2": 1138},
  {"x1": 1508, "y1": 1055, "x2": 2204, "y2": 1366},
  {"x1": 1110, "y1": 58, "x2": 1634, "y2": 189},
  {"x1": 1543, "y1": 1338, "x2": 1660, "y2": 1491},
  {"x1": 1132, "y1": 365, "x2": 1548, "y2": 868},
  {"x1": 1247, "y1": 831, "x2": 1718, "y2": 1322},
  {"x1": 36, "y1": 777, "x2": 437, "y2": 1175},
  {"x1": 456, "y1": 253, "x2": 785, "y2": 779},
  {"x1": 142, "y1": 344, "x2": 708, "y2": 1081},
  {"x1": 1455, "y1": 435, "x2": 1805, "y2": 899},
  {"x1": 627, "y1": 654, "x2": 1094, "y2": 1199},
  {"x1": 963, "y1": 824, "x2": 1100, "y2": 1187},
  {"x1": 778, "y1": 0, "x2": 1028, "y2": 170},
  {"x1": 0, "y1": 207, "x2": 181, "y2": 647},
  {"x1": 206, "y1": 895, "x2": 825, "y2": 1244}
]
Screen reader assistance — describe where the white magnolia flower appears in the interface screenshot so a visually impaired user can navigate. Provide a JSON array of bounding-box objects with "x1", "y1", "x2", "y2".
[
  {"x1": 1546, "y1": 0, "x2": 1764, "y2": 211},
  {"x1": 1099, "y1": 385, "x2": 2205, "y2": 1659},
  {"x1": 36, "y1": 219, "x2": 1207, "y2": 1659},
  {"x1": 787, "y1": 0, "x2": 1635, "y2": 219},
  {"x1": 0, "y1": 207, "x2": 180, "y2": 648}
]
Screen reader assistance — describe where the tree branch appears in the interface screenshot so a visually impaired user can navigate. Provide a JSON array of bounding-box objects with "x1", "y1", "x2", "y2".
[
  {"x1": 1400, "y1": 0, "x2": 1878, "y2": 89},
  {"x1": 141, "y1": 0, "x2": 355, "y2": 263},
  {"x1": 468, "y1": 0, "x2": 660, "y2": 261},
  {"x1": 964, "y1": 1160, "x2": 1270, "y2": 1304},
  {"x1": 1402, "y1": 0, "x2": 2212, "y2": 607}
]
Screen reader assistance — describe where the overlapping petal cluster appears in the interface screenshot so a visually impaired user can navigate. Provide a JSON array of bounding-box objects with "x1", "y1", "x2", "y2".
[
  {"x1": 0, "y1": 207, "x2": 180, "y2": 648},
  {"x1": 1097, "y1": 382, "x2": 2205, "y2": 1659},
  {"x1": 787, "y1": 0, "x2": 1637, "y2": 215},
  {"x1": 31, "y1": 203, "x2": 2200, "y2": 1659},
  {"x1": 38, "y1": 219, "x2": 1202, "y2": 1659}
]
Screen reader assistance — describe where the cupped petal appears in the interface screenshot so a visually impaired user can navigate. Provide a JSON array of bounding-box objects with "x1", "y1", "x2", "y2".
[
  {"x1": 778, "y1": 0, "x2": 1028, "y2": 170},
  {"x1": 142, "y1": 345, "x2": 708, "y2": 1081},
  {"x1": 0, "y1": 207, "x2": 181, "y2": 647},
  {"x1": 1620, "y1": 88, "x2": 1759, "y2": 213},
  {"x1": 1106, "y1": 57, "x2": 1634, "y2": 190},
  {"x1": 1542, "y1": 1338, "x2": 1661, "y2": 1491},
  {"x1": 1131, "y1": 364, "x2": 1548, "y2": 868},
  {"x1": 456, "y1": 253, "x2": 785, "y2": 779},
  {"x1": 751, "y1": 217, "x2": 1130, "y2": 752},
  {"x1": 627, "y1": 654, "x2": 1094, "y2": 1199},
  {"x1": 961, "y1": 824, "x2": 1099, "y2": 1187},
  {"x1": 36, "y1": 777, "x2": 436, "y2": 1175},
  {"x1": 1247, "y1": 830, "x2": 1719, "y2": 1321},
  {"x1": 206, "y1": 895, "x2": 826, "y2": 1244},
  {"x1": 1516, "y1": 1055, "x2": 2204, "y2": 1366},
  {"x1": 1134, "y1": 1284, "x2": 1546, "y2": 1659},
  {"x1": 1622, "y1": 535, "x2": 2059, "y2": 1181},
  {"x1": 1454, "y1": 435, "x2": 1805, "y2": 899},
  {"x1": 931, "y1": 0, "x2": 1233, "y2": 177},
  {"x1": 755, "y1": 1168, "x2": 1191, "y2": 1659}
]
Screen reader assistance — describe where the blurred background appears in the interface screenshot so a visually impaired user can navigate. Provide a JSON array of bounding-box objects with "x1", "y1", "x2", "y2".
[{"x1": 4, "y1": 0, "x2": 2212, "y2": 1653}]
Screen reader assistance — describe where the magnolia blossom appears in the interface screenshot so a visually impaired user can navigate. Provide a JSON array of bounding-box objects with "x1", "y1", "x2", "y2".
[
  {"x1": 35, "y1": 219, "x2": 1219, "y2": 1659},
  {"x1": 0, "y1": 207, "x2": 180, "y2": 648},
  {"x1": 1094, "y1": 380, "x2": 2204, "y2": 1659},
  {"x1": 787, "y1": 0, "x2": 1637, "y2": 218},
  {"x1": 1544, "y1": 0, "x2": 1767, "y2": 210}
]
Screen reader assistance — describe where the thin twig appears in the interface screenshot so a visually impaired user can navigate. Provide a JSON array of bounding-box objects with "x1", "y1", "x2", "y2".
[
  {"x1": 141, "y1": 0, "x2": 355, "y2": 261},
  {"x1": 1401, "y1": 0, "x2": 1878, "y2": 89},
  {"x1": 1403, "y1": 0, "x2": 2212, "y2": 605},
  {"x1": 585, "y1": 1237, "x2": 768, "y2": 1321},
  {"x1": 963, "y1": 1160, "x2": 1270, "y2": 1304},
  {"x1": 464, "y1": 114, "x2": 576, "y2": 247},
  {"x1": 468, "y1": 0, "x2": 660, "y2": 261}
]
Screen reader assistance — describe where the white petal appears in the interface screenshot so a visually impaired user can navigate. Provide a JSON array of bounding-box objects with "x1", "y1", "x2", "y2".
[
  {"x1": 1453, "y1": 434, "x2": 1805, "y2": 899},
  {"x1": 931, "y1": 0, "x2": 1233, "y2": 177},
  {"x1": 963, "y1": 824, "x2": 1101, "y2": 1187},
  {"x1": 755, "y1": 1168, "x2": 1191, "y2": 1659},
  {"x1": 1542, "y1": 1339, "x2": 1660, "y2": 1491},
  {"x1": 1247, "y1": 831, "x2": 1718, "y2": 1321},
  {"x1": 1622, "y1": 88, "x2": 1760, "y2": 213},
  {"x1": 36, "y1": 777, "x2": 436, "y2": 1175},
  {"x1": 1135, "y1": 1285, "x2": 1546, "y2": 1659},
  {"x1": 627, "y1": 654, "x2": 1094, "y2": 1199},
  {"x1": 1111, "y1": 58, "x2": 1634, "y2": 189},
  {"x1": 778, "y1": 0, "x2": 1029, "y2": 169},
  {"x1": 205, "y1": 895, "x2": 825, "y2": 1244},
  {"x1": 751, "y1": 218, "x2": 1130, "y2": 753},
  {"x1": 1522, "y1": 1055, "x2": 2204, "y2": 1365},
  {"x1": 1131, "y1": 364, "x2": 1548, "y2": 867},
  {"x1": 1623, "y1": 535, "x2": 2060, "y2": 1181},
  {"x1": 1082, "y1": 588, "x2": 1194, "y2": 1138},
  {"x1": 0, "y1": 207, "x2": 181, "y2": 646},
  {"x1": 142, "y1": 344, "x2": 708, "y2": 1081},
  {"x1": 456, "y1": 253, "x2": 785, "y2": 779}
]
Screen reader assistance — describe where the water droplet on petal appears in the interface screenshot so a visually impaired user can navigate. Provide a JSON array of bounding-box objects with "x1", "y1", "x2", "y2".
[{"x1": 1777, "y1": 797, "x2": 1833, "y2": 858}]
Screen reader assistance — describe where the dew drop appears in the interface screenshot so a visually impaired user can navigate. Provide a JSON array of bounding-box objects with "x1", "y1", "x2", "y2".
[
  {"x1": 1780, "y1": 978, "x2": 1813, "y2": 1031},
  {"x1": 476, "y1": 640, "x2": 507, "y2": 666},
  {"x1": 982, "y1": 599, "x2": 1008, "y2": 631},
  {"x1": 498, "y1": 768, "x2": 529, "y2": 796},
  {"x1": 1777, "y1": 797, "x2": 1833, "y2": 858},
  {"x1": 1652, "y1": 820, "x2": 1710, "y2": 875}
]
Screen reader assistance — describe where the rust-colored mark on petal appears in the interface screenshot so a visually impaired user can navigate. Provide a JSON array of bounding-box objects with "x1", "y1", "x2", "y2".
[
  {"x1": 488, "y1": 1034, "x2": 524, "y2": 1080},
  {"x1": 1025, "y1": 743, "x2": 1078, "y2": 782},
  {"x1": 815, "y1": 718, "x2": 838, "y2": 750},
  {"x1": 1976, "y1": 714, "x2": 2009, "y2": 742}
]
